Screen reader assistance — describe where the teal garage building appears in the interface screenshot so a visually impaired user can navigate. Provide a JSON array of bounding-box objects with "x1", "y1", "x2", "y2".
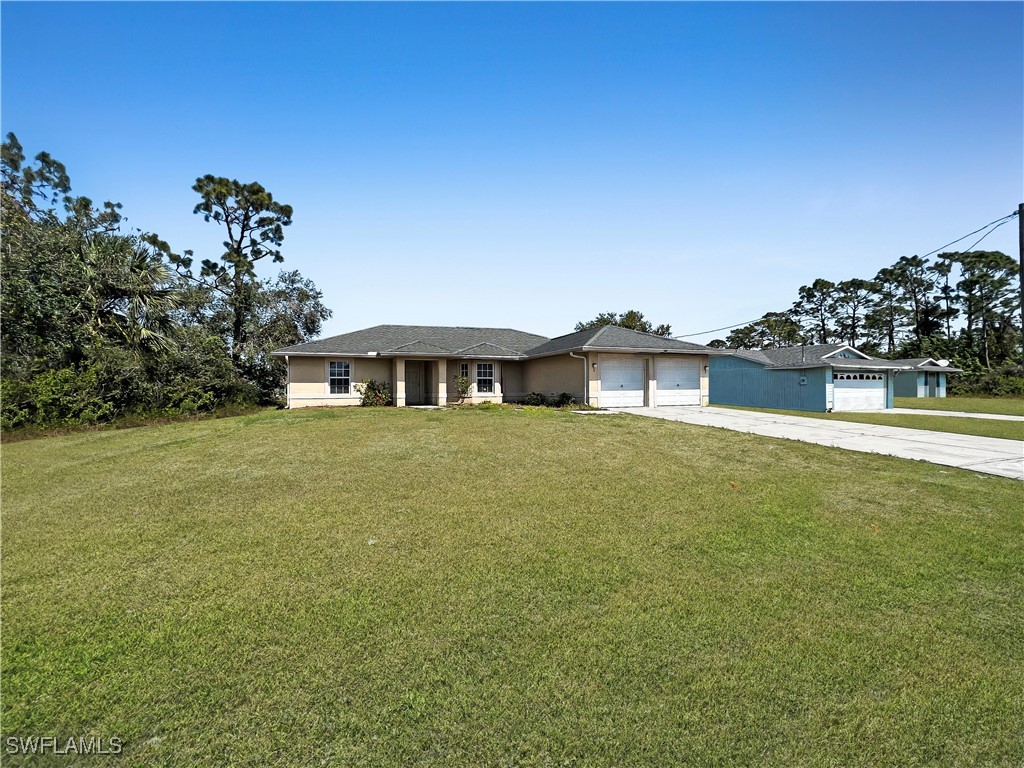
[{"x1": 709, "y1": 345, "x2": 959, "y2": 413}]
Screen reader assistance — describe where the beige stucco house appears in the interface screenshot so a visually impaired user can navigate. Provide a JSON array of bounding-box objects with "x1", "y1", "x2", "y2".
[{"x1": 273, "y1": 324, "x2": 715, "y2": 409}]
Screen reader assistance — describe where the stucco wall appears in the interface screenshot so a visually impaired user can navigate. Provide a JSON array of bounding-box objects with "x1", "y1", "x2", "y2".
[
  {"x1": 288, "y1": 356, "x2": 392, "y2": 407},
  {"x1": 442, "y1": 360, "x2": 505, "y2": 404},
  {"x1": 522, "y1": 355, "x2": 586, "y2": 401},
  {"x1": 289, "y1": 351, "x2": 714, "y2": 409},
  {"x1": 587, "y1": 352, "x2": 600, "y2": 406}
]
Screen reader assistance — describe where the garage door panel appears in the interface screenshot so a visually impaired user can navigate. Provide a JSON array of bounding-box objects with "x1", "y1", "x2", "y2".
[
  {"x1": 656, "y1": 358, "x2": 701, "y2": 406},
  {"x1": 601, "y1": 357, "x2": 644, "y2": 407},
  {"x1": 833, "y1": 372, "x2": 886, "y2": 411}
]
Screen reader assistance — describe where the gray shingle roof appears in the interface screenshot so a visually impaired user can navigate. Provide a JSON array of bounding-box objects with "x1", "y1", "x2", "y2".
[
  {"x1": 886, "y1": 357, "x2": 962, "y2": 372},
  {"x1": 826, "y1": 358, "x2": 920, "y2": 370},
  {"x1": 276, "y1": 323, "x2": 716, "y2": 360},
  {"x1": 525, "y1": 325, "x2": 712, "y2": 357},
  {"x1": 388, "y1": 341, "x2": 453, "y2": 355},
  {"x1": 888, "y1": 360, "x2": 958, "y2": 374},
  {"x1": 455, "y1": 342, "x2": 525, "y2": 357},
  {"x1": 758, "y1": 344, "x2": 861, "y2": 366},
  {"x1": 724, "y1": 345, "x2": 962, "y2": 372},
  {"x1": 273, "y1": 325, "x2": 550, "y2": 358},
  {"x1": 729, "y1": 348, "x2": 774, "y2": 365}
]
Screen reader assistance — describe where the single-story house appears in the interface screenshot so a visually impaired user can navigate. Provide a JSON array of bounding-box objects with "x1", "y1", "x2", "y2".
[
  {"x1": 709, "y1": 344, "x2": 960, "y2": 412},
  {"x1": 272, "y1": 324, "x2": 716, "y2": 409},
  {"x1": 890, "y1": 358, "x2": 956, "y2": 398}
]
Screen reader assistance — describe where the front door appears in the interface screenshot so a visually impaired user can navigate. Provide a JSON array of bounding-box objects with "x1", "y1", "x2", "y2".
[{"x1": 406, "y1": 362, "x2": 426, "y2": 405}]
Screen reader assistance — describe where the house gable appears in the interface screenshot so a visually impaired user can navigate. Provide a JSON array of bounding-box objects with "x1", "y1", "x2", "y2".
[{"x1": 823, "y1": 345, "x2": 873, "y2": 360}]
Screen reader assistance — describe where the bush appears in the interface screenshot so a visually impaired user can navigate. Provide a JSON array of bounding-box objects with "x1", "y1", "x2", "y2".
[
  {"x1": 948, "y1": 364, "x2": 1024, "y2": 398},
  {"x1": 553, "y1": 392, "x2": 576, "y2": 407},
  {"x1": 523, "y1": 392, "x2": 547, "y2": 406},
  {"x1": 0, "y1": 354, "x2": 149, "y2": 429},
  {"x1": 451, "y1": 375, "x2": 471, "y2": 403},
  {"x1": 359, "y1": 378, "x2": 393, "y2": 407},
  {"x1": 0, "y1": 338, "x2": 260, "y2": 431}
]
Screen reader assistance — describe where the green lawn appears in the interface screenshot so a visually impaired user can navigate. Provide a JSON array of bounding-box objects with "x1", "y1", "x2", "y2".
[
  {"x1": 719, "y1": 405, "x2": 1024, "y2": 441},
  {"x1": 894, "y1": 396, "x2": 1024, "y2": 416},
  {"x1": 2, "y1": 407, "x2": 1023, "y2": 767}
]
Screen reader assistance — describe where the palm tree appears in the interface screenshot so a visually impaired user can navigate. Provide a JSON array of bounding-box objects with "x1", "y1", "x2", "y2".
[{"x1": 82, "y1": 233, "x2": 180, "y2": 355}]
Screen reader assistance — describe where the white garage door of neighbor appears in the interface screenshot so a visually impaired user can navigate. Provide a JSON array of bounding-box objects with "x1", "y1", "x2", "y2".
[
  {"x1": 656, "y1": 358, "x2": 701, "y2": 406},
  {"x1": 600, "y1": 357, "x2": 645, "y2": 407},
  {"x1": 833, "y1": 372, "x2": 886, "y2": 411}
]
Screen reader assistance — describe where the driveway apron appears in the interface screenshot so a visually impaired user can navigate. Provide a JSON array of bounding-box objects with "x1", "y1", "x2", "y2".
[{"x1": 616, "y1": 406, "x2": 1024, "y2": 481}]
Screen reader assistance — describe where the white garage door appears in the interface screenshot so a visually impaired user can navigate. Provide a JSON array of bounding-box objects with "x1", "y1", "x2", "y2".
[
  {"x1": 600, "y1": 357, "x2": 645, "y2": 407},
  {"x1": 833, "y1": 372, "x2": 886, "y2": 411},
  {"x1": 656, "y1": 358, "x2": 701, "y2": 406}
]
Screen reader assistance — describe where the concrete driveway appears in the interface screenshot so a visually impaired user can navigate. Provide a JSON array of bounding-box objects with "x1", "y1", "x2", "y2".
[{"x1": 615, "y1": 406, "x2": 1024, "y2": 481}]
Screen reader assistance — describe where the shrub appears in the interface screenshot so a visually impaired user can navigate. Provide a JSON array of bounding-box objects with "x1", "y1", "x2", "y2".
[
  {"x1": 553, "y1": 392, "x2": 576, "y2": 407},
  {"x1": 452, "y1": 375, "x2": 471, "y2": 403},
  {"x1": 0, "y1": 353, "x2": 151, "y2": 430},
  {"x1": 948, "y1": 365, "x2": 1024, "y2": 398},
  {"x1": 359, "y1": 378, "x2": 393, "y2": 407},
  {"x1": 523, "y1": 392, "x2": 547, "y2": 406}
]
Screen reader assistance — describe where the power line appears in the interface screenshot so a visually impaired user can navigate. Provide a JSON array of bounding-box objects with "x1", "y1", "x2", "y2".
[
  {"x1": 920, "y1": 211, "x2": 1018, "y2": 259},
  {"x1": 960, "y1": 217, "x2": 1015, "y2": 254},
  {"x1": 674, "y1": 209, "x2": 1021, "y2": 340},
  {"x1": 675, "y1": 318, "x2": 765, "y2": 338}
]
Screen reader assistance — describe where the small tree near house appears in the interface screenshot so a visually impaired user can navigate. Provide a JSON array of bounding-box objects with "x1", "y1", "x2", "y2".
[{"x1": 452, "y1": 374, "x2": 471, "y2": 404}]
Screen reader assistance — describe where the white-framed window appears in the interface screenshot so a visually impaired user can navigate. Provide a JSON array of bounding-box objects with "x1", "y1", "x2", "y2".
[
  {"x1": 459, "y1": 362, "x2": 469, "y2": 379},
  {"x1": 329, "y1": 361, "x2": 351, "y2": 394},
  {"x1": 476, "y1": 363, "x2": 494, "y2": 394}
]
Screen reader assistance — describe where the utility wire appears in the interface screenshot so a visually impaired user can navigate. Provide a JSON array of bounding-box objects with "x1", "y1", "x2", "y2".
[
  {"x1": 674, "y1": 209, "x2": 1021, "y2": 340},
  {"x1": 920, "y1": 211, "x2": 1018, "y2": 259},
  {"x1": 959, "y1": 216, "x2": 1015, "y2": 254},
  {"x1": 675, "y1": 318, "x2": 765, "y2": 338}
]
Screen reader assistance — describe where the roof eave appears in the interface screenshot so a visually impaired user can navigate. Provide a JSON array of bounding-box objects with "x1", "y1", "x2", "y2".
[
  {"x1": 768, "y1": 362, "x2": 917, "y2": 371},
  {"x1": 271, "y1": 350, "x2": 527, "y2": 360},
  {"x1": 578, "y1": 345, "x2": 711, "y2": 355}
]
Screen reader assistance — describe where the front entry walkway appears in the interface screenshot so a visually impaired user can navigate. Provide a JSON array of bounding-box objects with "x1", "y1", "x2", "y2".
[{"x1": 616, "y1": 406, "x2": 1024, "y2": 481}]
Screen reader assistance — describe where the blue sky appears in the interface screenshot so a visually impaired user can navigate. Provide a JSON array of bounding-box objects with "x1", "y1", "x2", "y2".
[{"x1": 2, "y1": 2, "x2": 1021, "y2": 343}]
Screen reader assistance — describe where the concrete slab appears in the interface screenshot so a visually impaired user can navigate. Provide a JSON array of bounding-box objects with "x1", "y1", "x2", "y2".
[
  {"x1": 887, "y1": 407, "x2": 1024, "y2": 422},
  {"x1": 616, "y1": 406, "x2": 1024, "y2": 481}
]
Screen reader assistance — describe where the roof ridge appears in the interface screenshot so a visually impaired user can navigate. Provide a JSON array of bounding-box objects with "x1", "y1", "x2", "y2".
[
  {"x1": 387, "y1": 339, "x2": 455, "y2": 353},
  {"x1": 378, "y1": 323, "x2": 546, "y2": 333},
  {"x1": 454, "y1": 341, "x2": 521, "y2": 355},
  {"x1": 596, "y1": 324, "x2": 686, "y2": 343}
]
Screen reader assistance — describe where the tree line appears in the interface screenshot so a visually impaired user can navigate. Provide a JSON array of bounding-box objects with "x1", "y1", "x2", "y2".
[
  {"x1": 1, "y1": 134, "x2": 330, "y2": 430},
  {"x1": 709, "y1": 250, "x2": 1021, "y2": 373}
]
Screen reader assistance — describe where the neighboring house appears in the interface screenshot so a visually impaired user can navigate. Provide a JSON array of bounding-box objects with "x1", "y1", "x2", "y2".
[
  {"x1": 272, "y1": 324, "x2": 715, "y2": 408},
  {"x1": 709, "y1": 344, "x2": 960, "y2": 412},
  {"x1": 890, "y1": 358, "x2": 957, "y2": 398}
]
